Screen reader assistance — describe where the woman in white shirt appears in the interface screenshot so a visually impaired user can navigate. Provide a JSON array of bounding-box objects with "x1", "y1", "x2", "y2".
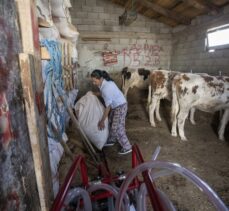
[{"x1": 91, "y1": 69, "x2": 132, "y2": 155}]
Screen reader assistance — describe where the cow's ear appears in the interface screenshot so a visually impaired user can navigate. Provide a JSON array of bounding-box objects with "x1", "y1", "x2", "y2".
[
  {"x1": 138, "y1": 68, "x2": 150, "y2": 80},
  {"x1": 122, "y1": 67, "x2": 128, "y2": 73},
  {"x1": 145, "y1": 69, "x2": 150, "y2": 76}
]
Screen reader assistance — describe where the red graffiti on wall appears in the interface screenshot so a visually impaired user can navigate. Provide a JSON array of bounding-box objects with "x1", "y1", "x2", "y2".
[
  {"x1": 123, "y1": 44, "x2": 161, "y2": 67},
  {"x1": 102, "y1": 51, "x2": 118, "y2": 66},
  {"x1": 102, "y1": 43, "x2": 161, "y2": 67},
  {"x1": 123, "y1": 45, "x2": 141, "y2": 66}
]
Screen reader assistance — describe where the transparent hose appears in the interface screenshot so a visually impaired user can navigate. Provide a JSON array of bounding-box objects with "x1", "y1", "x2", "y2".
[
  {"x1": 62, "y1": 187, "x2": 92, "y2": 211},
  {"x1": 151, "y1": 146, "x2": 161, "y2": 161},
  {"x1": 151, "y1": 169, "x2": 174, "y2": 180},
  {"x1": 112, "y1": 184, "x2": 130, "y2": 210},
  {"x1": 87, "y1": 183, "x2": 130, "y2": 211},
  {"x1": 137, "y1": 183, "x2": 176, "y2": 211},
  {"x1": 150, "y1": 146, "x2": 175, "y2": 186},
  {"x1": 137, "y1": 183, "x2": 147, "y2": 211},
  {"x1": 116, "y1": 161, "x2": 228, "y2": 211}
]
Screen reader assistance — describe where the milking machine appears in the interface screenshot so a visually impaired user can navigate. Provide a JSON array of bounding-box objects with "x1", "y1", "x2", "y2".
[{"x1": 50, "y1": 143, "x2": 228, "y2": 211}]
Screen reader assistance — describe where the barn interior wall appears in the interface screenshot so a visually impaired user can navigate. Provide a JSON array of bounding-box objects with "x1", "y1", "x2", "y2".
[
  {"x1": 0, "y1": 0, "x2": 41, "y2": 210},
  {"x1": 171, "y1": 5, "x2": 229, "y2": 75},
  {"x1": 70, "y1": 0, "x2": 173, "y2": 94}
]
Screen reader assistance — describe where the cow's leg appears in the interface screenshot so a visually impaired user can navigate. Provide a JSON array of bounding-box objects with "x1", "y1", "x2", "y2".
[
  {"x1": 147, "y1": 85, "x2": 152, "y2": 107},
  {"x1": 177, "y1": 108, "x2": 189, "y2": 141},
  {"x1": 171, "y1": 113, "x2": 178, "y2": 137},
  {"x1": 189, "y1": 108, "x2": 196, "y2": 125},
  {"x1": 155, "y1": 100, "x2": 162, "y2": 121},
  {"x1": 218, "y1": 109, "x2": 229, "y2": 141},
  {"x1": 219, "y1": 109, "x2": 223, "y2": 119},
  {"x1": 149, "y1": 97, "x2": 158, "y2": 127},
  {"x1": 171, "y1": 90, "x2": 179, "y2": 137}
]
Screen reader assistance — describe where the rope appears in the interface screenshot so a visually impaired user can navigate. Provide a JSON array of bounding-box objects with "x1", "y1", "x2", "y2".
[{"x1": 41, "y1": 39, "x2": 65, "y2": 142}]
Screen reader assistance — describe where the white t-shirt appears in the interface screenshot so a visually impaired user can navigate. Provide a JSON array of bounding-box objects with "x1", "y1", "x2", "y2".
[{"x1": 99, "y1": 79, "x2": 126, "y2": 109}]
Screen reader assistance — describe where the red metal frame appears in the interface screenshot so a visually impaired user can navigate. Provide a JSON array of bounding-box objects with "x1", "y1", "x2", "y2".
[
  {"x1": 132, "y1": 144, "x2": 165, "y2": 211},
  {"x1": 51, "y1": 156, "x2": 88, "y2": 211},
  {"x1": 51, "y1": 144, "x2": 165, "y2": 211}
]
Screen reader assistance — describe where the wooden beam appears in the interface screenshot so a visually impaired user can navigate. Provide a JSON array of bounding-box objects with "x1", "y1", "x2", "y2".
[
  {"x1": 16, "y1": 0, "x2": 40, "y2": 55},
  {"x1": 136, "y1": 0, "x2": 191, "y2": 25},
  {"x1": 16, "y1": 0, "x2": 53, "y2": 210},
  {"x1": 81, "y1": 37, "x2": 111, "y2": 42},
  {"x1": 125, "y1": 0, "x2": 132, "y2": 9},
  {"x1": 19, "y1": 53, "x2": 53, "y2": 211},
  {"x1": 181, "y1": 0, "x2": 206, "y2": 10},
  {"x1": 199, "y1": 0, "x2": 220, "y2": 13},
  {"x1": 181, "y1": 0, "x2": 219, "y2": 13}
]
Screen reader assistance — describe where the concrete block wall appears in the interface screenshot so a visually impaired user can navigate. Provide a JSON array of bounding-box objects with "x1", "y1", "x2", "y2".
[
  {"x1": 70, "y1": 0, "x2": 172, "y2": 93},
  {"x1": 171, "y1": 5, "x2": 229, "y2": 75}
]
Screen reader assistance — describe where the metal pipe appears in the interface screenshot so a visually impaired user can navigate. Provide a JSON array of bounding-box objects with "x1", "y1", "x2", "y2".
[{"x1": 51, "y1": 155, "x2": 88, "y2": 211}]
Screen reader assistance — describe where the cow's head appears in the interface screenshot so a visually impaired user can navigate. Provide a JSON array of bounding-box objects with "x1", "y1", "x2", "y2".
[
  {"x1": 121, "y1": 67, "x2": 131, "y2": 80},
  {"x1": 138, "y1": 68, "x2": 150, "y2": 80}
]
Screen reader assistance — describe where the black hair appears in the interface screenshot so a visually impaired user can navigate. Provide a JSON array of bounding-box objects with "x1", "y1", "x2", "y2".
[{"x1": 91, "y1": 69, "x2": 113, "y2": 81}]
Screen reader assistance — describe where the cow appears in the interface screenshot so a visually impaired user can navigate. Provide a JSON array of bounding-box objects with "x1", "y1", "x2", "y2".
[
  {"x1": 171, "y1": 73, "x2": 229, "y2": 141},
  {"x1": 148, "y1": 70, "x2": 196, "y2": 127},
  {"x1": 121, "y1": 67, "x2": 151, "y2": 98}
]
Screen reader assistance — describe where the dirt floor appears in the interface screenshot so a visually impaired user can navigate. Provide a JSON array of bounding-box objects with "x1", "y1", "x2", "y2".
[{"x1": 59, "y1": 88, "x2": 229, "y2": 211}]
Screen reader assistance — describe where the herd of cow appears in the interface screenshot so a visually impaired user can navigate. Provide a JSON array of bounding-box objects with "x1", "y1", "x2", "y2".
[{"x1": 121, "y1": 67, "x2": 229, "y2": 141}]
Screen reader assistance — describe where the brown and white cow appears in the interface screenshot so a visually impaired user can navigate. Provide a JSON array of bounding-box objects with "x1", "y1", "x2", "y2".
[
  {"x1": 148, "y1": 70, "x2": 196, "y2": 127},
  {"x1": 171, "y1": 73, "x2": 229, "y2": 141},
  {"x1": 121, "y1": 67, "x2": 151, "y2": 98}
]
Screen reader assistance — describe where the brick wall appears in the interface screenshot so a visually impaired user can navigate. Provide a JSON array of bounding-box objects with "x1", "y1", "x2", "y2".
[
  {"x1": 171, "y1": 5, "x2": 229, "y2": 75},
  {"x1": 70, "y1": 0, "x2": 172, "y2": 93}
]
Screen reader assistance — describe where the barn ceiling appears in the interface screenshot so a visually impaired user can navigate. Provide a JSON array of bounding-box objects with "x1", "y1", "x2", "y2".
[{"x1": 111, "y1": 0, "x2": 229, "y2": 27}]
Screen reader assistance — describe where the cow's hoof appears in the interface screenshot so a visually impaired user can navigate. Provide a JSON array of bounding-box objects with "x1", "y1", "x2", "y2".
[
  {"x1": 150, "y1": 122, "x2": 156, "y2": 127},
  {"x1": 156, "y1": 117, "x2": 162, "y2": 122},
  {"x1": 190, "y1": 121, "x2": 196, "y2": 125},
  {"x1": 181, "y1": 137, "x2": 188, "y2": 141},
  {"x1": 219, "y1": 137, "x2": 225, "y2": 141},
  {"x1": 171, "y1": 132, "x2": 177, "y2": 137}
]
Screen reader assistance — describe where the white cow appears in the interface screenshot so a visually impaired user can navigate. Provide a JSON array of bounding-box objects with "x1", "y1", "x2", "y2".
[
  {"x1": 171, "y1": 73, "x2": 229, "y2": 141},
  {"x1": 121, "y1": 67, "x2": 151, "y2": 98},
  {"x1": 148, "y1": 70, "x2": 196, "y2": 127}
]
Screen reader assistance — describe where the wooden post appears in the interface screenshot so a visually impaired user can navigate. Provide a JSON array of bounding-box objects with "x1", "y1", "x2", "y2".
[
  {"x1": 19, "y1": 53, "x2": 53, "y2": 211},
  {"x1": 16, "y1": 0, "x2": 53, "y2": 210}
]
